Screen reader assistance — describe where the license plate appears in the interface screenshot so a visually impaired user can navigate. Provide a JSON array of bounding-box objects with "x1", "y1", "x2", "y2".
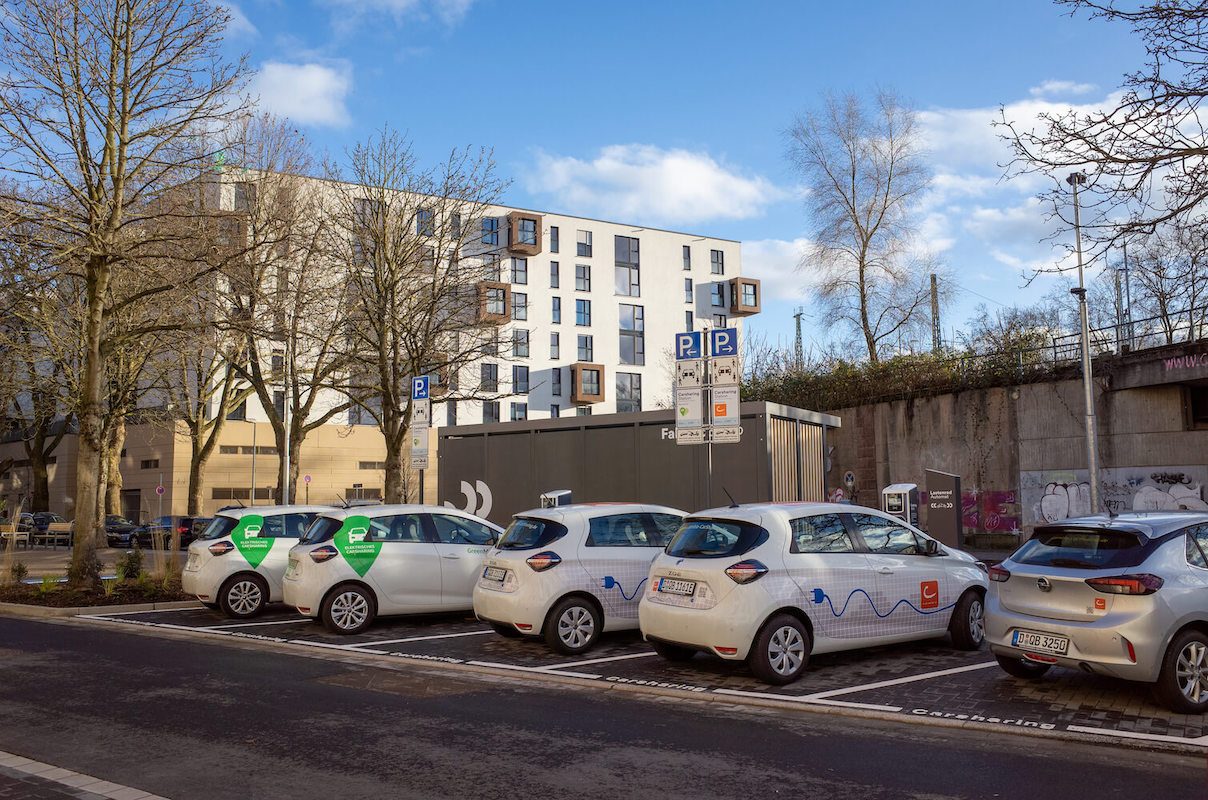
[
  {"x1": 186, "y1": 553, "x2": 200, "y2": 571},
  {"x1": 1012, "y1": 630, "x2": 1069, "y2": 655},
  {"x1": 483, "y1": 566, "x2": 506, "y2": 582},
  {"x1": 286, "y1": 558, "x2": 299, "y2": 577},
  {"x1": 657, "y1": 577, "x2": 696, "y2": 596}
]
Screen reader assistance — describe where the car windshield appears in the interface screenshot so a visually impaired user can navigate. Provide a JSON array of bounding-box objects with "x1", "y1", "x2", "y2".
[
  {"x1": 299, "y1": 516, "x2": 343, "y2": 545},
  {"x1": 197, "y1": 516, "x2": 239, "y2": 541},
  {"x1": 1012, "y1": 526, "x2": 1149, "y2": 569},
  {"x1": 497, "y1": 517, "x2": 568, "y2": 550},
  {"x1": 665, "y1": 519, "x2": 769, "y2": 558}
]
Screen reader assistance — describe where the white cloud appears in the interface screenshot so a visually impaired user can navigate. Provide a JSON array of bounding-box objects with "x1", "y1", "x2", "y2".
[
  {"x1": 742, "y1": 238, "x2": 815, "y2": 303},
  {"x1": 322, "y1": 0, "x2": 477, "y2": 27},
  {"x1": 1029, "y1": 79, "x2": 1098, "y2": 98},
  {"x1": 211, "y1": 1, "x2": 257, "y2": 37},
  {"x1": 251, "y1": 62, "x2": 351, "y2": 128},
  {"x1": 526, "y1": 145, "x2": 789, "y2": 226}
]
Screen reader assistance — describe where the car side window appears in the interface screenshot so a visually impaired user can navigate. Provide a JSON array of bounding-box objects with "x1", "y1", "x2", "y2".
[
  {"x1": 789, "y1": 514, "x2": 854, "y2": 554},
  {"x1": 431, "y1": 514, "x2": 496, "y2": 545},
  {"x1": 260, "y1": 515, "x2": 285, "y2": 538},
  {"x1": 644, "y1": 513, "x2": 683, "y2": 547},
  {"x1": 850, "y1": 513, "x2": 923, "y2": 555},
  {"x1": 587, "y1": 513, "x2": 650, "y2": 547},
  {"x1": 1186, "y1": 524, "x2": 1208, "y2": 569},
  {"x1": 364, "y1": 514, "x2": 427, "y2": 543},
  {"x1": 283, "y1": 513, "x2": 317, "y2": 539}
]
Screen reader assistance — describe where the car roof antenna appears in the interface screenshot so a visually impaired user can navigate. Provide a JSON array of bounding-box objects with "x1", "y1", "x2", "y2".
[
  {"x1": 337, "y1": 494, "x2": 350, "y2": 509},
  {"x1": 723, "y1": 487, "x2": 739, "y2": 508}
]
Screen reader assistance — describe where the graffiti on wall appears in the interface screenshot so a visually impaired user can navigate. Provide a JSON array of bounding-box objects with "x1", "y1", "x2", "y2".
[
  {"x1": 1020, "y1": 466, "x2": 1208, "y2": 526},
  {"x1": 920, "y1": 488, "x2": 1023, "y2": 535}
]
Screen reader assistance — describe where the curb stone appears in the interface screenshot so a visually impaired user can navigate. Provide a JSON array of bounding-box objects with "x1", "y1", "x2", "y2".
[{"x1": 0, "y1": 600, "x2": 200, "y2": 618}]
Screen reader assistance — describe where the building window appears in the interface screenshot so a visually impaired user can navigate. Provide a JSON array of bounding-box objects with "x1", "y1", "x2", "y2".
[
  {"x1": 274, "y1": 390, "x2": 285, "y2": 417},
  {"x1": 512, "y1": 291, "x2": 528, "y2": 320},
  {"x1": 483, "y1": 253, "x2": 501, "y2": 281},
  {"x1": 552, "y1": 296, "x2": 561, "y2": 324},
  {"x1": 685, "y1": 311, "x2": 694, "y2": 332},
  {"x1": 576, "y1": 299, "x2": 591, "y2": 326},
  {"x1": 550, "y1": 404, "x2": 560, "y2": 418},
  {"x1": 684, "y1": 278, "x2": 693, "y2": 303},
  {"x1": 552, "y1": 367, "x2": 562, "y2": 396},
  {"x1": 550, "y1": 332, "x2": 560, "y2": 359},
  {"x1": 446, "y1": 401, "x2": 457, "y2": 426},
  {"x1": 616, "y1": 373, "x2": 642, "y2": 414},
  {"x1": 576, "y1": 229, "x2": 592, "y2": 257},
  {"x1": 513, "y1": 365, "x2": 529, "y2": 393},
  {"x1": 577, "y1": 334, "x2": 593, "y2": 361},
  {"x1": 711, "y1": 283, "x2": 725, "y2": 307},
  {"x1": 517, "y1": 218, "x2": 538, "y2": 246},
  {"x1": 219, "y1": 445, "x2": 239, "y2": 455},
  {"x1": 511, "y1": 402, "x2": 528, "y2": 421},
  {"x1": 512, "y1": 257, "x2": 528, "y2": 284},
  {"x1": 485, "y1": 329, "x2": 499, "y2": 356},
  {"x1": 713, "y1": 314, "x2": 728, "y2": 328},
  {"x1": 359, "y1": 461, "x2": 387, "y2": 470},
  {"x1": 349, "y1": 404, "x2": 375, "y2": 425},
  {"x1": 226, "y1": 400, "x2": 246, "y2": 421},
  {"x1": 581, "y1": 368, "x2": 601, "y2": 396},
  {"x1": 575, "y1": 264, "x2": 591, "y2": 292},
  {"x1": 614, "y1": 235, "x2": 640, "y2": 297},
  {"x1": 711, "y1": 249, "x2": 724, "y2": 274},
  {"x1": 212, "y1": 488, "x2": 251, "y2": 501},
  {"x1": 481, "y1": 363, "x2": 498, "y2": 392},
  {"x1": 233, "y1": 181, "x2": 256, "y2": 213},
  {"x1": 619, "y1": 304, "x2": 645, "y2": 366},
  {"x1": 550, "y1": 226, "x2": 559, "y2": 253},
  {"x1": 483, "y1": 401, "x2": 500, "y2": 424},
  {"x1": 416, "y1": 207, "x2": 434, "y2": 236},
  {"x1": 576, "y1": 407, "x2": 592, "y2": 417},
  {"x1": 513, "y1": 328, "x2": 530, "y2": 358},
  {"x1": 742, "y1": 282, "x2": 758, "y2": 306},
  {"x1": 421, "y1": 246, "x2": 436, "y2": 273},
  {"x1": 140, "y1": 458, "x2": 159, "y2": 470},
  {"x1": 481, "y1": 218, "x2": 499, "y2": 245},
  {"x1": 450, "y1": 212, "x2": 461, "y2": 239},
  {"x1": 550, "y1": 261, "x2": 559, "y2": 288},
  {"x1": 485, "y1": 286, "x2": 506, "y2": 316},
  {"x1": 683, "y1": 245, "x2": 691, "y2": 271}
]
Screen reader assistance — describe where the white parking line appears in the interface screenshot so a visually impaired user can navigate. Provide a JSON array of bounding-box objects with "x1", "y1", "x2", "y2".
[
  {"x1": 208, "y1": 618, "x2": 315, "y2": 630},
  {"x1": 466, "y1": 659, "x2": 603, "y2": 680},
  {"x1": 346, "y1": 630, "x2": 494, "y2": 647},
  {"x1": 538, "y1": 652, "x2": 657, "y2": 670},
  {"x1": 713, "y1": 687, "x2": 902, "y2": 712},
  {"x1": 288, "y1": 639, "x2": 389, "y2": 654},
  {"x1": 798, "y1": 661, "x2": 997, "y2": 700},
  {"x1": 1067, "y1": 725, "x2": 1208, "y2": 747}
]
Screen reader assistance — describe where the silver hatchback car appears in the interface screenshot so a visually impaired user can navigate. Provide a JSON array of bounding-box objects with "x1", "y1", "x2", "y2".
[{"x1": 985, "y1": 512, "x2": 1208, "y2": 713}]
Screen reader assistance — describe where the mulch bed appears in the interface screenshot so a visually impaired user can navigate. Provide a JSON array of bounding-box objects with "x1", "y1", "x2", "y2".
[{"x1": 0, "y1": 579, "x2": 191, "y2": 608}]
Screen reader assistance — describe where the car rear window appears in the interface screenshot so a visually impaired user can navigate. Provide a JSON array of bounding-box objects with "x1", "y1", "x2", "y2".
[
  {"x1": 1013, "y1": 526, "x2": 1149, "y2": 569},
  {"x1": 197, "y1": 516, "x2": 238, "y2": 540},
  {"x1": 665, "y1": 519, "x2": 769, "y2": 559},
  {"x1": 497, "y1": 517, "x2": 568, "y2": 550},
  {"x1": 299, "y1": 517, "x2": 343, "y2": 544}
]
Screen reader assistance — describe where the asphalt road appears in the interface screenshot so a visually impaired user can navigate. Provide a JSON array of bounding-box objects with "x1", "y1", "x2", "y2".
[{"x1": 0, "y1": 616, "x2": 1201, "y2": 800}]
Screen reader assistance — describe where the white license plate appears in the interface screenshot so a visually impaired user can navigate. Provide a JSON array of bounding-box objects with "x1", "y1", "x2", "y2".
[
  {"x1": 186, "y1": 553, "x2": 200, "y2": 571},
  {"x1": 657, "y1": 577, "x2": 696, "y2": 596},
  {"x1": 1012, "y1": 630, "x2": 1069, "y2": 655},
  {"x1": 483, "y1": 566, "x2": 506, "y2": 582}
]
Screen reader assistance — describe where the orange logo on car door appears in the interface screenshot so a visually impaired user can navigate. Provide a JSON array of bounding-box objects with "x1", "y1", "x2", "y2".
[{"x1": 920, "y1": 580, "x2": 939, "y2": 609}]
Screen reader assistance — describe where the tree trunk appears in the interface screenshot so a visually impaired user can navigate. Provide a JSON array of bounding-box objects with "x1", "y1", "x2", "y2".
[
  {"x1": 187, "y1": 447, "x2": 204, "y2": 516},
  {"x1": 384, "y1": 448, "x2": 404, "y2": 504},
  {"x1": 71, "y1": 258, "x2": 108, "y2": 584},
  {"x1": 105, "y1": 418, "x2": 125, "y2": 514}
]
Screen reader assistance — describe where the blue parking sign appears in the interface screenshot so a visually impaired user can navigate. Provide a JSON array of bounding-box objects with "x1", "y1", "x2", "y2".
[
  {"x1": 412, "y1": 376, "x2": 429, "y2": 400},
  {"x1": 710, "y1": 328, "x2": 738, "y2": 357},
  {"x1": 675, "y1": 331, "x2": 702, "y2": 360}
]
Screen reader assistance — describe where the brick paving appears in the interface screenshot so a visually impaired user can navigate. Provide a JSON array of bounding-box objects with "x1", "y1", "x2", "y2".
[{"x1": 0, "y1": 755, "x2": 166, "y2": 800}]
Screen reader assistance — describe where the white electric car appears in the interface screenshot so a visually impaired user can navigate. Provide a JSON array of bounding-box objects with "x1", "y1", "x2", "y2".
[
  {"x1": 283, "y1": 504, "x2": 502, "y2": 634},
  {"x1": 639, "y1": 503, "x2": 989, "y2": 685},
  {"x1": 473, "y1": 503, "x2": 686, "y2": 654},
  {"x1": 182, "y1": 505, "x2": 329, "y2": 618}
]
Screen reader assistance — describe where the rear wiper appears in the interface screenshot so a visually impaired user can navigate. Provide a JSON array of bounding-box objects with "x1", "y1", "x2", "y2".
[{"x1": 1048, "y1": 558, "x2": 1098, "y2": 568}]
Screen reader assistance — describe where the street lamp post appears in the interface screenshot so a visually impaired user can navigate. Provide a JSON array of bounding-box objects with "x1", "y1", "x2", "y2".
[{"x1": 1067, "y1": 172, "x2": 1101, "y2": 514}]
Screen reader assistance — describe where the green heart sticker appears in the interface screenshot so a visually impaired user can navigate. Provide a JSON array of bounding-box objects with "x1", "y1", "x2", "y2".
[
  {"x1": 679, "y1": 407, "x2": 687, "y2": 416},
  {"x1": 230, "y1": 515, "x2": 273, "y2": 568},
  {"x1": 332, "y1": 515, "x2": 380, "y2": 577}
]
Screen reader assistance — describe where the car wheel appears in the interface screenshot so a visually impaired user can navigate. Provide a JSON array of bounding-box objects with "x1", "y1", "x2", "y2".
[
  {"x1": 748, "y1": 614, "x2": 810, "y2": 685},
  {"x1": 489, "y1": 622, "x2": 522, "y2": 638},
  {"x1": 544, "y1": 596, "x2": 602, "y2": 655},
  {"x1": 995, "y1": 654, "x2": 1051, "y2": 679},
  {"x1": 651, "y1": 640, "x2": 696, "y2": 662},
  {"x1": 949, "y1": 590, "x2": 986, "y2": 650},
  {"x1": 219, "y1": 574, "x2": 268, "y2": 619},
  {"x1": 321, "y1": 584, "x2": 375, "y2": 635},
  {"x1": 1154, "y1": 629, "x2": 1208, "y2": 714}
]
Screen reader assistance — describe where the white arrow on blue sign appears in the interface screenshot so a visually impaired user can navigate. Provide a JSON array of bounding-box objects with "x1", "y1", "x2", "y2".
[
  {"x1": 412, "y1": 376, "x2": 429, "y2": 400},
  {"x1": 710, "y1": 328, "x2": 738, "y2": 357},
  {"x1": 675, "y1": 331, "x2": 702, "y2": 360}
]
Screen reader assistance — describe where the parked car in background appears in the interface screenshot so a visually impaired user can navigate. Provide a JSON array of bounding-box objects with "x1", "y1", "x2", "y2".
[
  {"x1": 29, "y1": 512, "x2": 66, "y2": 533},
  {"x1": 475, "y1": 503, "x2": 686, "y2": 654},
  {"x1": 639, "y1": 503, "x2": 989, "y2": 685},
  {"x1": 183, "y1": 505, "x2": 328, "y2": 618},
  {"x1": 986, "y1": 511, "x2": 1208, "y2": 713},
  {"x1": 14, "y1": 513, "x2": 34, "y2": 532},
  {"x1": 105, "y1": 515, "x2": 139, "y2": 547},
  {"x1": 284, "y1": 505, "x2": 502, "y2": 634},
  {"x1": 130, "y1": 515, "x2": 205, "y2": 550}
]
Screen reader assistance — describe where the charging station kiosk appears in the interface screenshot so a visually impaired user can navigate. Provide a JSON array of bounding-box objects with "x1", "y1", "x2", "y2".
[{"x1": 881, "y1": 483, "x2": 919, "y2": 526}]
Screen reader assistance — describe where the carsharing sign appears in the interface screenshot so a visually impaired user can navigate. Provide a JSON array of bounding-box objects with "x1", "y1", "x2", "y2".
[{"x1": 411, "y1": 376, "x2": 430, "y2": 469}]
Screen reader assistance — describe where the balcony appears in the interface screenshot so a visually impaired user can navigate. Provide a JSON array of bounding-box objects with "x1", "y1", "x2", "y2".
[
  {"x1": 506, "y1": 212, "x2": 543, "y2": 257},
  {"x1": 570, "y1": 362, "x2": 604, "y2": 404},
  {"x1": 728, "y1": 277, "x2": 761, "y2": 316},
  {"x1": 477, "y1": 281, "x2": 511, "y2": 325}
]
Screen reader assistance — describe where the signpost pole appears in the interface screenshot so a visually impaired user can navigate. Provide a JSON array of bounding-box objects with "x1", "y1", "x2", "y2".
[{"x1": 410, "y1": 377, "x2": 431, "y2": 503}]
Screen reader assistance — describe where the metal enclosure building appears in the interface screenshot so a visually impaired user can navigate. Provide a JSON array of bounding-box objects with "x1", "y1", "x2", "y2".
[{"x1": 437, "y1": 402, "x2": 841, "y2": 526}]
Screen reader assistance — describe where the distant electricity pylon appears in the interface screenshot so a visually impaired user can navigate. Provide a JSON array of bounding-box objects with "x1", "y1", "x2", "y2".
[{"x1": 793, "y1": 306, "x2": 805, "y2": 368}]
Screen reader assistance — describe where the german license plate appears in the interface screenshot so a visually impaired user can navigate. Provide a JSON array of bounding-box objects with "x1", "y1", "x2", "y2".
[
  {"x1": 1012, "y1": 629, "x2": 1069, "y2": 655},
  {"x1": 483, "y1": 566, "x2": 506, "y2": 582},
  {"x1": 658, "y1": 577, "x2": 696, "y2": 596}
]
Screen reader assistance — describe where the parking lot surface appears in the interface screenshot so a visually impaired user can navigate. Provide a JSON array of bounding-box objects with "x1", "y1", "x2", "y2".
[{"x1": 80, "y1": 603, "x2": 1208, "y2": 750}]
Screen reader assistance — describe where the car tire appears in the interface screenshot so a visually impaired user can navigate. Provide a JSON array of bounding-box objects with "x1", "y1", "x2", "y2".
[
  {"x1": 321, "y1": 583, "x2": 376, "y2": 635},
  {"x1": 1153, "y1": 629, "x2": 1208, "y2": 714},
  {"x1": 948, "y1": 590, "x2": 986, "y2": 650},
  {"x1": 651, "y1": 640, "x2": 696, "y2": 662},
  {"x1": 748, "y1": 614, "x2": 810, "y2": 685},
  {"x1": 995, "y1": 654, "x2": 1051, "y2": 679},
  {"x1": 219, "y1": 574, "x2": 268, "y2": 619},
  {"x1": 489, "y1": 622, "x2": 522, "y2": 638},
  {"x1": 544, "y1": 596, "x2": 602, "y2": 655}
]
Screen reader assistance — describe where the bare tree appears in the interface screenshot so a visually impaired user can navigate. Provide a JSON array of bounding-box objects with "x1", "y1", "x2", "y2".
[
  {"x1": 326, "y1": 128, "x2": 508, "y2": 503},
  {"x1": 788, "y1": 90, "x2": 943, "y2": 364}
]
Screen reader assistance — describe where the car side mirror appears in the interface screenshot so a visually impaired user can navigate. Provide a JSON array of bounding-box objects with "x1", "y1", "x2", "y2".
[{"x1": 923, "y1": 539, "x2": 939, "y2": 556}]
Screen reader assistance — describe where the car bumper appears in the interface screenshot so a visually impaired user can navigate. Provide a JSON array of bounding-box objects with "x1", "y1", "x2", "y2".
[
  {"x1": 473, "y1": 579, "x2": 555, "y2": 634},
  {"x1": 638, "y1": 590, "x2": 765, "y2": 661}
]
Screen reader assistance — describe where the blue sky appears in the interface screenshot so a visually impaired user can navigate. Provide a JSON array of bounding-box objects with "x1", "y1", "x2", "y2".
[{"x1": 220, "y1": 0, "x2": 1145, "y2": 352}]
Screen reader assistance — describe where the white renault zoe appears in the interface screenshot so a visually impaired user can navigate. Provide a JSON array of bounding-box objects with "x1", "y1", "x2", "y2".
[
  {"x1": 473, "y1": 503, "x2": 685, "y2": 654},
  {"x1": 182, "y1": 505, "x2": 329, "y2": 618},
  {"x1": 283, "y1": 504, "x2": 502, "y2": 634},
  {"x1": 639, "y1": 503, "x2": 988, "y2": 684}
]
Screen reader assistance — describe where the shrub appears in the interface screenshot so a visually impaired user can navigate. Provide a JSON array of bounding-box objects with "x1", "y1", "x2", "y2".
[
  {"x1": 9, "y1": 561, "x2": 27, "y2": 584},
  {"x1": 116, "y1": 547, "x2": 143, "y2": 582}
]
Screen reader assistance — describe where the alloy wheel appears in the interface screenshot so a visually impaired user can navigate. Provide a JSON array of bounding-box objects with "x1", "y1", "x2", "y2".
[
  {"x1": 557, "y1": 606, "x2": 594, "y2": 649},
  {"x1": 1176, "y1": 639, "x2": 1208, "y2": 704},
  {"x1": 767, "y1": 624, "x2": 806, "y2": 676},
  {"x1": 331, "y1": 591, "x2": 369, "y2": 631},
  {"x1": 226, "y1": 580, "x2": 263, "y2": 616}
]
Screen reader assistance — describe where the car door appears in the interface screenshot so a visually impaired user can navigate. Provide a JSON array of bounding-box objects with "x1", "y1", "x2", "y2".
[
  {"x1": 783, "y1": 513, "x2": 882, "y2": 643},
  {"x1": 579, "y1": 512, "x2": 664, "y2": 621},
  {"x1": 360, "y1": 512, "x2": 443, "y2": 612},
  {"x1": 846, "y1": 513, "x2": 953, "y2": 637},
  {"x1": 427, "y1": 513, "x2": 499, "y2": 609}
]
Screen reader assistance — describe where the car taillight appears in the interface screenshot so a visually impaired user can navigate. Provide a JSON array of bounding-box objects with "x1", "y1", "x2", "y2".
[
  {"x1": 725, "y1": 560, "x2": 767, "y2": 584},
  {"x1": 1085, "y1": 574, "x2": 1163, "y2": 595},
  {"x1": 988, "y1": 565, "x2": 1011, "y2": 582},
  {"x1": 177, "y1": 526, "x2": 189, "y2": 534},
  {"x1": 208, "y1": 541, "x2": 234, "y2": 556},
  {"x1": 309, "y1": 545, "x2": 339, "y2": 563},
  {"x1": 526, "y1": 551, "x2": 561, "y2": 571}
]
